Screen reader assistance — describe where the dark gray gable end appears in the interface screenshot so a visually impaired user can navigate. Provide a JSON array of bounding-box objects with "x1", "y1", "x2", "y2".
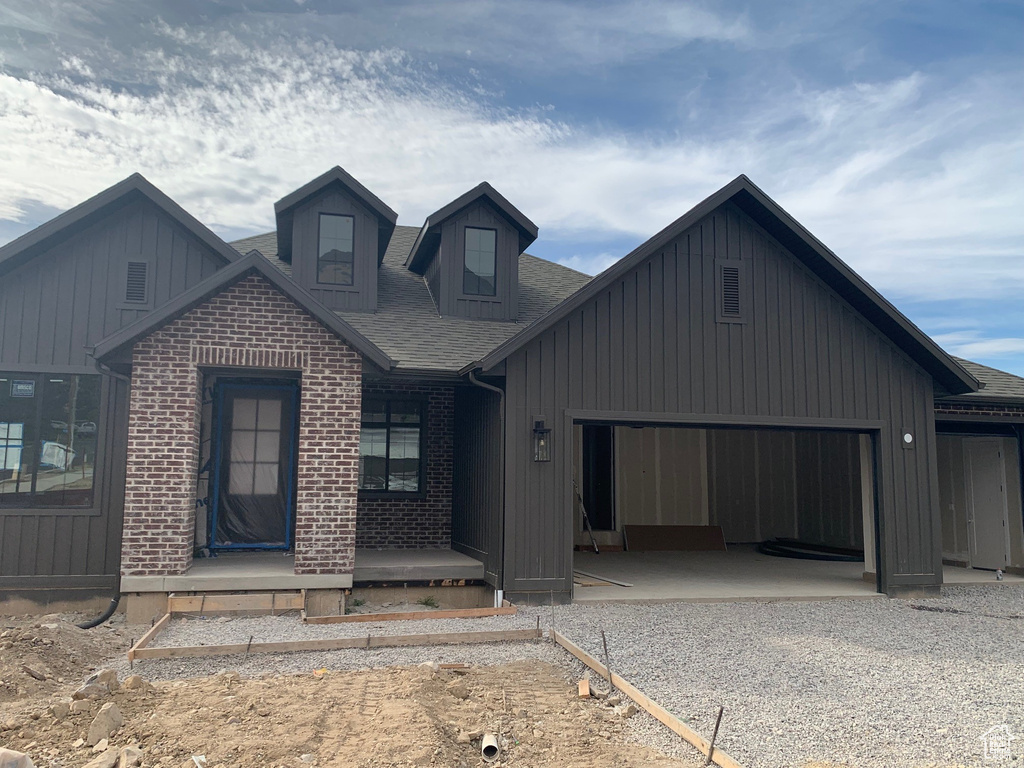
[
  {"x1": 474, "y1": 175, "x2": 978, "y2": 396},
  {"x1": 0, "y1": 173, "x2": 241, "y2": 277},
  {"x1": 90, "y1": 250, "x2": 393, "y2": 371},
  {"x1": 406, "y1": 182, "x2": 539, "y2": 274},
  {"x1": 274, "y1": 166, "x2": 398, "y2": 265}
]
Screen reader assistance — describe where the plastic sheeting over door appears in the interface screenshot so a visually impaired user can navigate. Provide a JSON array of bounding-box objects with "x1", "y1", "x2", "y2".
[{"x1": 211, "y1": 383, "x2": 298, "y2": 549}]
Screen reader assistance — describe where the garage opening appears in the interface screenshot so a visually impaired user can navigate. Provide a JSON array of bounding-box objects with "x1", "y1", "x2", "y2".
[
  {"x1": 936, "y1": 424, "x2": 1024, "y2": 579},
  {"x1": 571, "y1": 423, "x2": 881, "y2": 601}
]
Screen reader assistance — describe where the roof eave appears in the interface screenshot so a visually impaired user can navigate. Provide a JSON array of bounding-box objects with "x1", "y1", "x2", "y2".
[
  {"x1": 0, "y1": 173, "x2": 241, "y2": 274},
  {"x1": 477, "y1": 175, "x2": 979, "y2": 396}
]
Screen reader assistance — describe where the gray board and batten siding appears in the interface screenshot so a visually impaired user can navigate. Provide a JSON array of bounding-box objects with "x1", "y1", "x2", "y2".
[
  {"x1": 0, "y1": 182, "x2": 231, "y2": 596},
  {"x1": 451, "y1": 385, "x2": 504, "y2": 585},
  {"x1": 495, "y1": 198, "x2": 952, "y2": 599},
  {"x1": 286, "y1": 186, "x2": 381, "y2": 313}
]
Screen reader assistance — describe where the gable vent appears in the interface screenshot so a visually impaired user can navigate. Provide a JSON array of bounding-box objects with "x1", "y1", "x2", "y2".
[
  {"x1": 125, "y1": 261, "x2": 149, "y2": 304},
  {"x1": 720, "y1": 265, "x2": 741, "y2": 316}
]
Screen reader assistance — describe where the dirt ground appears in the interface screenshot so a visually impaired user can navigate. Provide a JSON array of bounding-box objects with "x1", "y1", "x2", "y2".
[{"x1": 0, "y1": 614, "x2": 701, "y2": 768}]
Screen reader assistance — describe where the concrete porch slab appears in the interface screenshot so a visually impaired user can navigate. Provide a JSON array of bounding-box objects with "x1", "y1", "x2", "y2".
[
  {"x1": 119, "y1": 548, "x2": 486, "y2": 593},
  {"x1": 120, "y1": 553, "x2": 352, "y2": 593},
  {"x1": 353, "y1": 549, "x2": 485, "y2": 582}
]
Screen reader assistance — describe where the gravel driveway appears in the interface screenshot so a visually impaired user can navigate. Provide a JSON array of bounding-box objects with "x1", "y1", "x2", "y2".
[
  {"x1": 538, "y1": 585, "x2": 1024, "y2": 768},
  {"x1": 123, "y1": 585, "x2": 1024, "y2": 767}
]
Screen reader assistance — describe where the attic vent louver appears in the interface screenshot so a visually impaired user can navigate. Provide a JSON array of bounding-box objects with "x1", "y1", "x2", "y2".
[
  {"x1": 125, "y1": 261, "x2": 149, "y2": 304},
  {"x1": 720, "y1": 265, "x2": 741, "y2": 316}
]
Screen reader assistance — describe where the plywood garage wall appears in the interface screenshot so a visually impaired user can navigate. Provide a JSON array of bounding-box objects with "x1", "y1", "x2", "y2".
[
  {"x1": 597, "y1": 426, "x2": 863, "y2": 549},
  {"x1": 937, "y1": 434, "x2": 1024, "y2": 568},
  {"x1": 614, "y1": 427, "x2": 708, "y2": 527}
]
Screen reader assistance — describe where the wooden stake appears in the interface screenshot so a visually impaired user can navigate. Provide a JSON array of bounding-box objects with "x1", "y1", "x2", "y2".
[
  {"x1": 552, "y1": 630, "x2": 745, "y2": 768},
  {"x1": 600, "y1": 629, "x2": 612, "y2": 687},
  {"x1": 127, "y1": 613, "x2": 171, "y2": 662},
  {"x1": 705, "y1": 706, "x2": 724, "y2": 766},
  {"x1": 578, "y1": 678, "x2": 591, "y2": 698}
]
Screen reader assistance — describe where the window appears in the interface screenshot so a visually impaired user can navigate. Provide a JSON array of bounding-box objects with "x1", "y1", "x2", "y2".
[
  {"x1": 125, "y1": 261, "x2": 149, "y2": 304},
  {"x1": 463, "y1": 227, "x2": 496, "y2": 296},
  {"x1": 0, "y1": 373, "x2": 101, "y2": 508},
  {"x1": 318, "y1": 213, "x2": 355, "y2": 286},
  {"x1": 359, "y1": 399, "x2": 424, "y2": 493}
]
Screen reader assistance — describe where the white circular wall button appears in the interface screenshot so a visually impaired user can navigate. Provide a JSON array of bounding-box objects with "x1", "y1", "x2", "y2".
[{"x1": 903, "y1": 433, "x2": 913, "y2": 444}]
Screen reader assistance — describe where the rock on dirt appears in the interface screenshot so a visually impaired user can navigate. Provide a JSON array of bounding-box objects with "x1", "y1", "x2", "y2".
[
  {"x1": 0, "y1": 747, "x2": 35, "y2": 768},
  {"x1": 86, "y1": 702, "x2": 123, "y2": 746}
]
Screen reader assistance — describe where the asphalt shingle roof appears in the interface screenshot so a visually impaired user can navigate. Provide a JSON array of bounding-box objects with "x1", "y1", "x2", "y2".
[
  {"x1": 951, "y1": 357, "x2": 1024, "y2": 402},
  {"x1": 229, "y1": 226, "x2": 591, "y2": 373}
]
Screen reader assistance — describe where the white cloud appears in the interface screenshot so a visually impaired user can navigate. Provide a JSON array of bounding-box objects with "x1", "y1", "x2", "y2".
[
  {"x1": 0, "y1": 20, "x2": 1021, "y2": 305},
  {"x1": 932, "y1": 332, "x2": 1024, "y2": 361}
]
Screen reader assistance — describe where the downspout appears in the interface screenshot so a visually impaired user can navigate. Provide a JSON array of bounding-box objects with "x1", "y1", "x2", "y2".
[
  {"x1": 76, "y1": 358, "x2": 131, "y2": 628},
  {"x1": 468, "y1": 369, "x2": 506, "y2": 607}
]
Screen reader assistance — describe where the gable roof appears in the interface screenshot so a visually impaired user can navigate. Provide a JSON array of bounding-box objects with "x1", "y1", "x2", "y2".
[
  {"x1": 90, "y1": 250, "x2": 393, "y2": 371},
  {"x1": 406, "y1": 182, "x2": 539, "y2": 273},
  {"x1": 229, "y1": 226, "x2": 591, "y2": 375},
  {"x1": 0, "y1": 173, "x2": 241, "y2": 277},
  {"x1": 474, "y1": 175, "x2": 978, "y2": 396},
  {"x1": 947, "y1": 357, "x2": 1024, "y2": 403},
  {"x1": 274, "y1": 166, "x2": 398, "y2": 264}
]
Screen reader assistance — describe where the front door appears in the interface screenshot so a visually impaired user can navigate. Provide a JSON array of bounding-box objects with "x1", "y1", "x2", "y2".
[
  {"x1": 964, "y1": 438, "x2": 1009, "y2": 571},
  {"x1": 210, "y1": 382, "x2": 298, "y2": 550}
]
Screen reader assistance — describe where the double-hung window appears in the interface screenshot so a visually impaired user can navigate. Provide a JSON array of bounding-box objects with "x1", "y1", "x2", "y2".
[
  {"x1": 358, "y1": 399, "x2": 424, "y2": 493},
  {"x1": 318, "y1": 213, "x2": 355, "y2": 285},
  {"x1": 0, "y1": 373, "x2": 102, "y2": 508}
]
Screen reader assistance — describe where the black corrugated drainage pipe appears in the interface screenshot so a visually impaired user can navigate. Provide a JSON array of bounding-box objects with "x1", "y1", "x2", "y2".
[
  {"x1": 77, "y1": 592, "x2": 121, "y2": 629},
  {"x1": 757, "y1": 538, "x2": 863, "y2": 562}
]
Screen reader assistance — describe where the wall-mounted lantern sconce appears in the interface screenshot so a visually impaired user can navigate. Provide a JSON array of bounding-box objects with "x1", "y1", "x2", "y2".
[{"x1": 533, "y1": 417, "x2": 551, "y2": 462}]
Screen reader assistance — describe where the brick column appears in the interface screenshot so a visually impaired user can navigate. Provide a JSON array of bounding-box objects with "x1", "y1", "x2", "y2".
[{"x1": 120, "y1": 275, "x2": 362, "y2": 578}]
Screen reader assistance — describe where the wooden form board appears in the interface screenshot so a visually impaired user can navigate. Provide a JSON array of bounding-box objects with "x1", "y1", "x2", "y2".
[
  {"x1": 132, "y1": 627, "x2": 543, "y2": 661},
  {"x1": 127, "y1": 613, "x2": 171, "y2": 663},
  {"x1": 623, "y1": 524, "x2": 727, "y2": 552},
  {"x1": 552, "y1": 630, "x2": 745, "y2": 768},
  {"x1": 167, "y1": 592, "x2": 304, "y2": 615},
  {"x1": 304, "y1": 605, "x2": 517, "y2": 625}
]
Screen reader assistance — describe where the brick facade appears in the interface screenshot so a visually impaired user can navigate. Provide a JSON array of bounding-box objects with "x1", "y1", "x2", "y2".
[
  {"x1": 121, "y1": 275, "x2": 362, "y2": 577},
  {"x1": 356, "y1": 383, "x2": 454, "y2": 548}
]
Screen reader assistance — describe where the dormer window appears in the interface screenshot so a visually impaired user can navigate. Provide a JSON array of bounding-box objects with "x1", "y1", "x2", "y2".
[
  {"x1": 318, "y1": 213, "x2": 355, "y2": 286},
  {"x1": 463, "y1": 227, "x2": 496, "y2": 296}
]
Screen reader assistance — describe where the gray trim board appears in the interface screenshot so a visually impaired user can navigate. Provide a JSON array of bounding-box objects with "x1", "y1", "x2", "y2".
[
  {"x1": 0, "y1": 575, "x2": 118, "y2": 590},
  {"x1": 476, "y1": 175, "x2": 977, "y2": 396},
  {"x1": 90, "y1": 251, "x2": 394, "y2": 371},
  {"x1": 566, "y1": 410, "x2": 886, "y2": 432}
]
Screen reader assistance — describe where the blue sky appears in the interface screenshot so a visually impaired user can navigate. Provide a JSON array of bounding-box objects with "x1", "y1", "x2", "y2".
[{"x1": 1, "y1": 1, "x2": 1022, "y2": 373}]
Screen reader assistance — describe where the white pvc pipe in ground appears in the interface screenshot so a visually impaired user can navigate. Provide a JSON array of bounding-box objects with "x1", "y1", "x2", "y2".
[{"x1": 481, "y1": 734, "x2": 500, "y2": 762}]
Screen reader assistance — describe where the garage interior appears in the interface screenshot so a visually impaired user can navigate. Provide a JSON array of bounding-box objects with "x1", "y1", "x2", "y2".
[
  {"x1": 936, "y1": 424, "x2": 1024, "y2": 575},
  {"x1": 571, "y1": 423, "x2": 1019, "y2": 603}
]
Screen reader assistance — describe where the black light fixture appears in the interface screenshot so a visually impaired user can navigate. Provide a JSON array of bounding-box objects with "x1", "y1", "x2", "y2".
[{"x1": 533, "y1": 417, "x2": 551, "y2": 462}]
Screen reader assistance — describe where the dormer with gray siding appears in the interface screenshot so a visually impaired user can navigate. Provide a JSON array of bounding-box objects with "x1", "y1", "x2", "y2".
[
  {"x1": 407, "y1": 183, "x2": 538, "y2": 322},
  {"x1": 274, "y1": 167, "x2": 397, "y2": 313}
]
